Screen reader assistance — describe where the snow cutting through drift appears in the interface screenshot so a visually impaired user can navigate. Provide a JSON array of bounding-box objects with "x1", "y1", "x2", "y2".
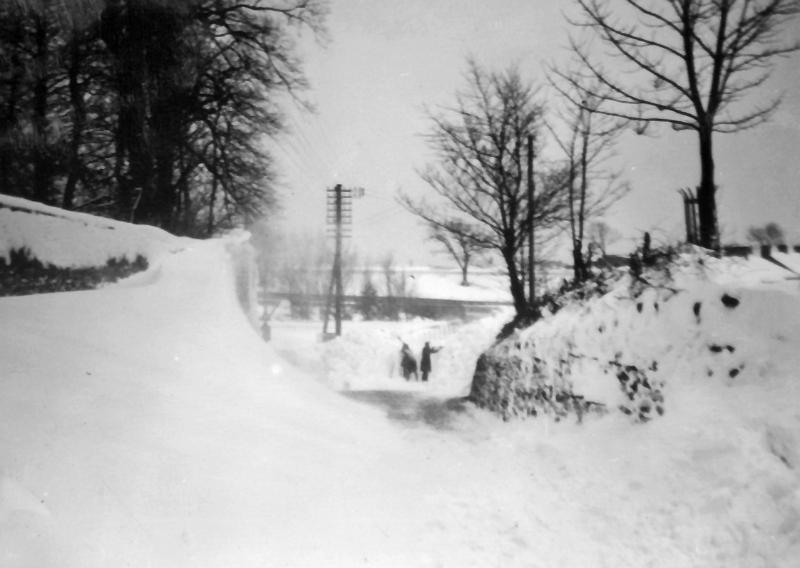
[{"x1": 2, "y1": 202, "x2": 800, "y2": 567}]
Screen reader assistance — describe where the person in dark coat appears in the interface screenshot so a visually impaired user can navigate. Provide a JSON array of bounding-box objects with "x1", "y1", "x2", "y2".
[
  {"x1": 400, "y1": 343, "x2": 418, "y2": 381},
  {"x1": 420, "y1": 341, "x2": 442, "y2": 382}
]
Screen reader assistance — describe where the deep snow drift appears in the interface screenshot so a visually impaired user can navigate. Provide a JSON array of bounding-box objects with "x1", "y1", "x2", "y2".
[{"x1": 2, "y1": 196, "x2": 800, "y2": 567}]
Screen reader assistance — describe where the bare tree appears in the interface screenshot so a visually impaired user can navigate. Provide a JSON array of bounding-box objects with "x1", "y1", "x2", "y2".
[
  {"x1": 564, "y1": 0, "x2": 800, "y2": 250},
  {"x1": 748, "y1": 221, "x2": 785, "y2": 245},
  {"x1": 378, "y1": 253, "x2": 412, "y2": 319},
  {"x1": 546, "y1": 73, "x2": 628, "y2": 282},
  {"x1": 252, "y1": 226, "x2": 340, "y2": 319},
  {"x1": 587, "y1": 219, "x2": 621, "y2": 257},
  {"x1": 403, "y1": 60, "x2": 566, "y2": 315},
  {"x1": 427, "y1": 219, "x2": 488, "y2": 286}
]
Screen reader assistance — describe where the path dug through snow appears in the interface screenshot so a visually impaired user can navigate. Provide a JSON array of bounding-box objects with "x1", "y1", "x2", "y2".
[{"x1": 1, "y1": 217, "x2": 798, "y2": 566}]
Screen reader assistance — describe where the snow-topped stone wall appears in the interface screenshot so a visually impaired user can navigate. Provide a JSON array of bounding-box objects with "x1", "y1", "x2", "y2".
[{"x1": 470, "y1": 251, "x2": 800, "y2": 422}]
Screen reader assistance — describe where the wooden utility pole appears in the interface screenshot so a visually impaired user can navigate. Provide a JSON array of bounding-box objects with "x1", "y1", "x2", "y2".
[
  {"x1": 333, "y1": 184, "x2": 345, "y2": 335},
  {"x1": 322, "y1": 184, "x2": 361, "y2": 338},
  {"x1": 527, "y1": 134, "x2": 536, "y2": 309}
]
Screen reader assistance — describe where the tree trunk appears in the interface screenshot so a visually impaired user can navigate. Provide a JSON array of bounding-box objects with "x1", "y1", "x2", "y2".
[
  {"x1": 576, "y1": 117, "x2": 590, "y2": 282},
  {"x1": 114, "y1": 118, "x2": 130, "y2": 218},
  {"x1": 177, "y1": 144, "x2": 192, "y2": 234},
  {"x1": 32, "y1": 14, "x2": 51, "y2": 204},
  {"x1": 207, "y1": 147, "x2": 218, "y2": 236},
  {"x1": 63, "y1": 38, "x2": 85, "y2": 210},
  {"x1": 573, "y1": 247, "x2": 585, "y2": 283},
  {"x1": 567, "y1": 158, "x2": 580, "y2": 282},
  {"x1": 502, "y1": 247, "x2": 527, "y2": 314},
  {"x1": 153, "y1": 118, "x2": 177, "y2": 229},
  {"x1": 697, "y1": 127, "x2": 719, "y2": 250},
  {"x1": 102, "y1": 3, "x2": 153, "y2": 223},
  {"x1": 0, "y1": 40, "x2": 22, "y2": 195}
]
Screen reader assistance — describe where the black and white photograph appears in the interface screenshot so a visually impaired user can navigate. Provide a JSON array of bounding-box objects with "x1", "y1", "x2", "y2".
[{"x1": 1, "y1": 0, "x2": 800, "y2": 566}]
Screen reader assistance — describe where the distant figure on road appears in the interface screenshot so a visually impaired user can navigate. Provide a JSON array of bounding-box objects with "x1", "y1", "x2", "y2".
[
  {"x1": 420, "y1": 342, "x2": 442, "y2": 382},
  {"x1": 400, "y1": 343, "x2": 418, "y2": 381}
]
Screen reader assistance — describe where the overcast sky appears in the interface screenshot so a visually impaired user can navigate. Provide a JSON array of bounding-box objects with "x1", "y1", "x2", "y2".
[{"x1": 270, "y1": 0, "x2": 800, "y2": 265}]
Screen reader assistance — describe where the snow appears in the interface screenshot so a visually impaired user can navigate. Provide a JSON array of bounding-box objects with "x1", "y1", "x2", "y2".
[
  {"x1": 0, "y1": 214, "x2": 408, "y2": 566},
  {"x1": 769, "y1": 251, "x2": 800, "y2": 275},
  {"x1": 2, "y1": 198, "x2": 800, "y2": 567},
  {"x1": 0, "y1": 194, "x2": 189, "y2": 268},
  {"x1": 271, "y1": 312, "x2": 511, "y2": 394},
  {"x1": 479, "y1": 251, "x2": 800, "y2": 564},
  {"x1": 403, "y1": 267, "x2": 512, "y2": 302},
  {"x1": 701, "y1": 251, "x2": 799, "y2": 290}
]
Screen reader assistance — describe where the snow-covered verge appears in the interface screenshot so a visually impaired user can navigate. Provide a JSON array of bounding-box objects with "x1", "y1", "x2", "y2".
[
  {"x1": 0, "y1": 195, "x2": 262, "y2": 324},
  {"x1": 0, "y1": 195, "x2": 175, "y2": 296},
  {"x1": 0, "y1": 194, "x2": 186, "y2": 268}
]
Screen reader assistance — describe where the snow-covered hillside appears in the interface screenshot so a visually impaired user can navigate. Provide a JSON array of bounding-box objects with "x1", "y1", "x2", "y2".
[{"x1": 2, "y1": 197, "x2": 799, "y2": 567}]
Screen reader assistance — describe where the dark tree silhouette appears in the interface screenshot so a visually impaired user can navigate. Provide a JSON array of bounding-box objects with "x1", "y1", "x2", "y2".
[
  {"x1": 564, "y1": 0, "x2": 800, "y2": 250},
  {"x1": 0, "y1": 0, "x2": 326, "y2": 235},
  {"x1": 587, "y1": 219, "x2": 621, "y2": 257},
  {"x1": 748, "y1": 222, "x2": 785, "y2": 245}
]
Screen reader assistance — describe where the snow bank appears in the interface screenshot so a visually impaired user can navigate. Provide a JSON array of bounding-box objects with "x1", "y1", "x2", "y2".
[
  {"x1": 312, "y1": 312, "x2": 510, "y2": 395},
  {"x1": 0, "y1": 203, "x2": 425, "y2": 566},
  {"x1": 464, "y1": 252, "x2": 800, "y2": 565},
  {"x1": 0, "y1": 194, "x2": 188, "y2": 268},
  {"x1": 0, "y1": 230, "x2": 425, "y2": 566},
  {"x1": 473, "y1": 252, "x2": 800, "y2": 415}
]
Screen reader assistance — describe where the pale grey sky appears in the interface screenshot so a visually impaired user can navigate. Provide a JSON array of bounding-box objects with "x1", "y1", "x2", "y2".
[{"x1": 271, "y1": 0, "x2": 800, "y2": 265}]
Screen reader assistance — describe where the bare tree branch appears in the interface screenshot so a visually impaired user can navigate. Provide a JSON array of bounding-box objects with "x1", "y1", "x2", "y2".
[
  {"x1": 401, "y1": 61, "x2": 567, "y2": 314},
  {"x1": 567, "y1": 0, "x2": 800, "y2": 248}
]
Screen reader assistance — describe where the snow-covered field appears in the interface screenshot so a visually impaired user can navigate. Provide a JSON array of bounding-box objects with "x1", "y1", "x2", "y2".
[
  {"x1": 402, "y1": 267, "x2": 513, "y2": 302},
  {"x1": 2, "y1": 195, "x2": 800, "y2": 567}
]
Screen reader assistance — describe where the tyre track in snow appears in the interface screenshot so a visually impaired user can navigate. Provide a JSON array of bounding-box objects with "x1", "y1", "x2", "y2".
[{"x1": 341, "y1": 390, "x2": 471, "y2": 431}]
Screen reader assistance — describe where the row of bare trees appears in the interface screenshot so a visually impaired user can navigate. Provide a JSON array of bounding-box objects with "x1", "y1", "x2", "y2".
[
  {"x1": 400, "y1": 61, "x2": 628, "y2": 315},
  {"x1": 404, "y1": 0, "x2": 799, "y2": 317},
  {"x1": 0, "y1": 0, "x2": 324, "y2": 235},
  {"x1": 253, "y1": 223, "x2": 417, "y2": 320}
]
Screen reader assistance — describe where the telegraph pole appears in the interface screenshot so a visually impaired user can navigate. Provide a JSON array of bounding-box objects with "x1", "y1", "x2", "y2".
[
  {"x1": 527, "y1": 133, "x2": 536, "y2": 309},
  {"x1": 323, "y1": 184, "x2": 362, "y2": 338}
]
